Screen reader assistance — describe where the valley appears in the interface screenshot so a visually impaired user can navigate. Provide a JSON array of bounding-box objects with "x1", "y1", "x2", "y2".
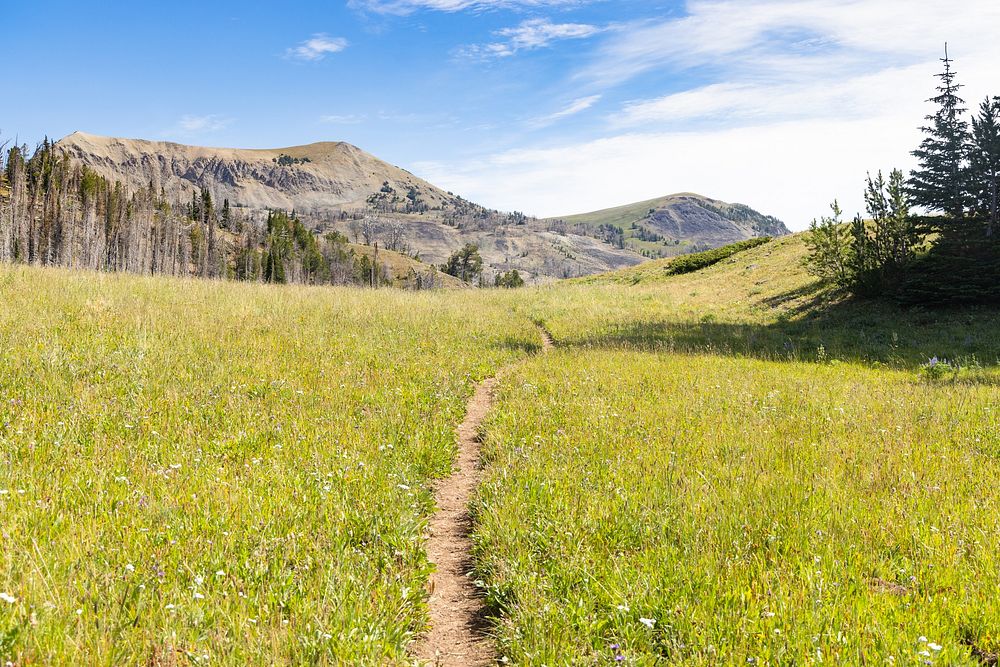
[
  {"x1": 1, "y1": 235, "x2": 998, "y2": 664},
  {"x1": 43, "y1": 133, "x2": 787, "y2": 282}
]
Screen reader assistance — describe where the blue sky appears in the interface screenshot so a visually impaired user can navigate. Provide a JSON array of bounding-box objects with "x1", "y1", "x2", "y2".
[{"x1": 7, "y1": 1, "x2": 1000, "y2": 228}]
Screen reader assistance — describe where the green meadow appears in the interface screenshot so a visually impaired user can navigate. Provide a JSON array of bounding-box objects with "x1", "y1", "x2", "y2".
[{"x1": 2, "y1": 234, "x2": 999, "y2": 664}]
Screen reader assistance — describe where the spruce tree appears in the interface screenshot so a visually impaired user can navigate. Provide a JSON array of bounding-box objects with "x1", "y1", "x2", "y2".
[
  {"x1": 908, "y1": 45, "x2": 971, "y2": 223},
  {"x1": 970, "y1": 96, "x2": 1000, "y2": 236}
]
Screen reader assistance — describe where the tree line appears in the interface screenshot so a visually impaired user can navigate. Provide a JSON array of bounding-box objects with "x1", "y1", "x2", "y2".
[
  {"x1": 0, "y1": 139, "x2": 439, "y2": 289},
  {"x1": 806, "y1": 46, "x2": 1000, "y2": 304}
]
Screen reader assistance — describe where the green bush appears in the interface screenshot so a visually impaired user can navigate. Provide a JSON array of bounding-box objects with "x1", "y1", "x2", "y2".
[{"x1": 664, "y1": 237, "x2": 772, "y2": 276}]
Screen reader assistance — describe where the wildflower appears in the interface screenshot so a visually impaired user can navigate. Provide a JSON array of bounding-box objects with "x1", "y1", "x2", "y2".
[
  {"x1": 918, "y1": 650, "x2": 930, "y2": 657},
  {"x1": 125, "y1": 564, "x2": 135, "y2": 573},
  {"x1": 0, "y1": 593, "x2": 16, "y2": 604},
  {"x1": 193, "y1": 592, "x2": 205, "y2": 600},
  {"x1": 215, "y1": 570, "x2": 225, "y2": 577},
  {"x1": 616, "y1": 604, "x2": 629, "y2": 612},
  {"x1": 928, "y1": 643, "x2": 942, "y2": 651},
  {"x1": 918, "y1": 636, "x2": 928, "y2": 643},
  {"x1": 165, "y1": 604, "x2": 176, "y2": 610},
  {"x1": 639, "y1": 617, "x2": 655, "y2": 629}
]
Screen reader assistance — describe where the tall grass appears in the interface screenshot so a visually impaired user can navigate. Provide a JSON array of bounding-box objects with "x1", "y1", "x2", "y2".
[
  {"x1": 475, "y1": 350, "x2": 1000, "y2": 664},
  {"x1": 0, "y1": 265, "x2": 536, "y2": 665}
]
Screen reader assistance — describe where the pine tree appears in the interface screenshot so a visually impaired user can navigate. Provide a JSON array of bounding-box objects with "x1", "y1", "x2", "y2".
[
  {"x1": 969, "y1": 96, "x2": 1000, "y2": 237},
  {"x1": 804, "y1": 201, "x2": 851, "y2": 287},
  {"x1": 908, "y1": 45, "x2": 971, "y2": 223}
]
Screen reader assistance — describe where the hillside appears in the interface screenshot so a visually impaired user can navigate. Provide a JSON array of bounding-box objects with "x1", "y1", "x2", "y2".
[
  {"x1": 52, "y1": 134, "x2": 785, "y2": 282},
  {"x1": 4, "y1": 247, "x2": 1000, "y2": 663},
  {"x1": 548, "y1": 193, "x2": 789, "y2": 259},
  {"x1": 54, "y1": 132, "x2": 644, "y2": 281},
  {"x1": 56, "y1": 131, "x2": 457, "y2": 213}
]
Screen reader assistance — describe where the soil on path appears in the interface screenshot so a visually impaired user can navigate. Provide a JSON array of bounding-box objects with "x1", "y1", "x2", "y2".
[{"x1": 411, "y1": 327, "x2": 552, "y2": 665}]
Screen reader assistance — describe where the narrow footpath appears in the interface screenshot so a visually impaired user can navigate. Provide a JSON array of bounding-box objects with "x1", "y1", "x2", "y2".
[{"x1": 411, "y1": 327, "x2": 553, "y2": 665}]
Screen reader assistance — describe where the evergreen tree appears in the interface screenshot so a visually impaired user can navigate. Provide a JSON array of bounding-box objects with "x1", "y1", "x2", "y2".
[
  {"x1": 441, "y1": 244, "x2": 484, "y2": 284},
  {"x1": 494, "y1": 269, "x2": 525, "y2": 288},
  {"x1": 908, "y1": 45, "x2": 971, "y2": 222},
  {"x1": 969, "y1": 96, "x2": 1000, "y2": 236},
  {"x1": 803, "y1": 201, "x2": 851, "y2": 286}
]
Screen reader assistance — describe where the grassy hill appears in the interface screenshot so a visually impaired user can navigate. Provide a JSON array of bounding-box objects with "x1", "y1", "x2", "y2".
[
  {"x1": 1, "y1": 248, "x2": 999, "y2": 664},
  {"x1": 547, "y1": 193, "x2": 789, "y2": 260}
]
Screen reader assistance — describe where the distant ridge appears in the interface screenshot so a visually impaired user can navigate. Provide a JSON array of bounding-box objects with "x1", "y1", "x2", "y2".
[
  {"x1": 53, "y1": 133, "x2": 787, "y2": 280},
  {"x1": 546, "y1": 193, "x2": 790, "y2": 257}
]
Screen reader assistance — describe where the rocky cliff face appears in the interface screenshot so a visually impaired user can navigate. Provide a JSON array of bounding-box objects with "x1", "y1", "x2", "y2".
[
  {"x1": 56, "y1": 132, "x2": 456, "y2": 213},
  {"x1": 644, "y1": 195, "x2": 790, "y2": 248}
]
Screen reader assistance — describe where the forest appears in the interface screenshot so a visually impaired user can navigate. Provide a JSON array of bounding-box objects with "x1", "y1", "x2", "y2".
[{"x1": 0, "y1": 139, "x2": 432, "y2": 289}]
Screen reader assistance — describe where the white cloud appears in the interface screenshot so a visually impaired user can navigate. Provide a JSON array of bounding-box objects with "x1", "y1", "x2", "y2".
[
  {"x1": 459, "y1": 18, "x2": 602, "y2": 59},
  {"x1": 530, "y1": 94, "x2": 601, "y2": 127},
  {"x1": 582, "y1": 0, "x2": 1000, "y2": 87},
  {"x1": 286, "y1": 34, "x2": 348, "y2": 61},
  {"x1": 613, "y1": 64, "x2": 932, "y2": 128},
  {"x1": 174, "y1": 115, "x2": 232, "y2": 134},
  {"x1": 414, "y1": 0, "x2": 1000, "y2": 231},
  {"x1": 320, "y1": 114, "x2": 366, "y2": 124},
  {"x1": 416, "y1": 116, "x2": 921, "y2": 231},
  {"x1": 349, "y1": 0, "x2": 587, "y2": 15}
]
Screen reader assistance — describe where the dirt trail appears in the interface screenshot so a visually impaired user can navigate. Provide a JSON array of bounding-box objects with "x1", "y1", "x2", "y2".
[{"x1": 411, "y1": 326, "x2": 552, "y2": 666}]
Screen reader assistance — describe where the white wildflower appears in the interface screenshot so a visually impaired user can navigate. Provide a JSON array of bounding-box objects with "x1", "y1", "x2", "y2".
[
  {"x1": 0, "y1": 593, "x2": 16, "y2": 604},
  {"x1": 639, "y1": 617, "x2": 655, "y2": 629}
]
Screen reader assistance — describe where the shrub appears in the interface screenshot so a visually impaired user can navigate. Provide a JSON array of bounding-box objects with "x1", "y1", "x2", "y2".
[{"x1": 664, "y1": 237, "x2": 772, "y2": 276}]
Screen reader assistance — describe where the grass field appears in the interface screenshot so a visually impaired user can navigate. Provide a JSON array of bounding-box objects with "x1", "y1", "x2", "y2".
[
  {"x1": 0, "y1": 265, "x2": 536, "y2": 664},
  {"x1": 1, "y1": 233, "x2": 999, "y2": 665},
  {"x1": 476, "y1": 351, "x2": 1000, "y2": 664}
]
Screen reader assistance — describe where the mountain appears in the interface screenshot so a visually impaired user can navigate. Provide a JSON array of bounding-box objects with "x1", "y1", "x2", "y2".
[
  {"x1": 546, "y1": 193, "x2": 790, "y2": 258},
  {"x1": 54, "y1": 134, "x2": 786, "y2": 281},
  {"x1": 56, "y1": 131, "x2": 455, "y2": 213}
]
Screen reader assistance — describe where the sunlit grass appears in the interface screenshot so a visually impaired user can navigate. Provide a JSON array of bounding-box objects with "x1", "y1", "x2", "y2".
[
  {"x1": 475, "y1": 350, "x2": 1000, "y2": 664},
  {"x1": 2, "y1": 229, "x2": 999, "y2": 665},
  {"x1": 0, "y1": 265, "x2": 536, "y2": 664}
]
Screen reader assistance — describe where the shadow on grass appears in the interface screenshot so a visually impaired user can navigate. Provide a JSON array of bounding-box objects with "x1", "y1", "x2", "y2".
[
  {"x1": 556, "y1": 289, "x2": 1000, "y2": 371},
  {"x1": 491, "y1": 335, "x2": 545, "y2": 355}
]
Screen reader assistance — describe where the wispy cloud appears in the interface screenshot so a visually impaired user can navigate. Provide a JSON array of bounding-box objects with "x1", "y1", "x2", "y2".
[
  {"x1": 286, "y1": 34, "x2": 348, "y2": 61},
  {"x1": 582, "y1": 0, "x2": 1000, "y2": 87},
  {"x1": 173, "y1": 114, "x2": 233, "y2": 135},
  {"x1": 414, "y1": 1, "x2": 1000, "y2": 230},
  {"x1": 458, "y1": 18, "x2": 602, "y2": 59},
  {"x1": 349, "y1": 0, "x2": 588, "y2": 15},
  {"x1": 530, "y1": 94, "x2": 601, "y2": 127},
  {"x1": 320, "y1": 114, "x2": 366, "y2": 124}
]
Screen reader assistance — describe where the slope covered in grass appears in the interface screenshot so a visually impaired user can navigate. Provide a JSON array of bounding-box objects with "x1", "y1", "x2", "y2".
[
  {"x1": 527, "y1": 234, "x2": 1000, "y2": 369},
  {"x1": 0, "y1": 266, "x2": 537, "y2": 664},
  {"x1": 475, "y1": 349, "x2": 1000, "y2": 664},
  {"x1": 1, "y1": 231, "x2": 998, "y2": 665},
  {"x1": 473, "y1": 235, "x2": 1000, "y2": 664}
]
